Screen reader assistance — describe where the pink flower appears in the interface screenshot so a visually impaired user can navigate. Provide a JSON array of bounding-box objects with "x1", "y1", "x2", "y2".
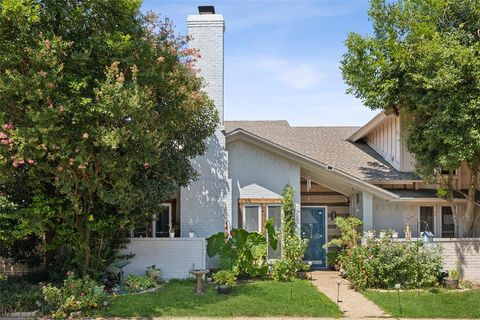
[
  {"x1": 2, "y1": 123, "x2": 13, "y2": 131},
  {"x1": 12, "y1": 160, "x2": 18, "y2": 168},
  {"x1": 27, "y1": 159, "x2": 35, "y2": 164},
  {"x1": 18, "y1": 160, "x2": 24, "y2": 165},
  {"x1": 0, "y1": 139, "x2": 8, "y2": 145},
  {"x1": 0, "y1": 132, "x2": 7, "y2": 139},
  {"x1": 143, "y1": 162, "x2": 150, "y2": 168}
]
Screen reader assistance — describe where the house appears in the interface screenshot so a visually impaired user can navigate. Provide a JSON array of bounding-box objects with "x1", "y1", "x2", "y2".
[{"x1": 122, "y1": 6, "x2": 480, "y2": 281}]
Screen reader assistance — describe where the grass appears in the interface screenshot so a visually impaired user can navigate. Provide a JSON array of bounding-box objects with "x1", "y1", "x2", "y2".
[
  {"x1": 98, "y1": 279, "x2": 341, "y2": 317},
  {"x1": 364, "y1": 289, "x2": 480, "y2": 318}
]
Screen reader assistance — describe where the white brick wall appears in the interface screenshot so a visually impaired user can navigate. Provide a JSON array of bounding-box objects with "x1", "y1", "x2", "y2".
[
  {"x1": 122, "y1": 238, "x2": 207, "y2": 279},
  {"x1": 180, "y1": 12, "x2": 231, "y2": 239},
  {"x1": 436, "y1": 239, "x2": 480, "y2": 281}
]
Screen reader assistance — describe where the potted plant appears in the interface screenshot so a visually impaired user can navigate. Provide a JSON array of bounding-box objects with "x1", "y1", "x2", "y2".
[
  {"x1": 445, "y1": 268, "x2": 460, "y2": 289},
  {"x1": 379, "y1": 230, "x2": 387, "y2": 238},
  {"x1": 213, "y1": 270, "x2": 237, "y2": 294},
  {"x1": 169, "y1": 225, "x2": 177, "y2": 238},
  {"x1": 146, "y1": 265, "x2": 161, "y2": 281},
  {"x1": 188, "y1": 230, "x2": 195, "y2": 238},
  {"x1": 326, "y1": 251, "x2": 340, "y2": 271}
]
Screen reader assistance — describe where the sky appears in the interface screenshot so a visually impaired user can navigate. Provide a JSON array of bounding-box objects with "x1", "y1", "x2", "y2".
[{"x1": 142, "y1": 0, "x2": 379, "y2": 126}]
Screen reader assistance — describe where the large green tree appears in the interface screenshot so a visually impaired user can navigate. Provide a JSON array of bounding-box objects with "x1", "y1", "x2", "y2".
[
  {"x1": 341, "y1": 0, "x2": 480, "y2": 236},
  {"x1": 0, "y1": 0, "x2": 217, "y2": 274}
]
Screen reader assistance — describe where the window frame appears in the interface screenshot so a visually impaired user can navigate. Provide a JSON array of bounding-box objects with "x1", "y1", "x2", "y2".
[
  {"x1": 418, "y1": 205, "x2": 436, "y2": 237},
  {"x1": 131, "y1": 203, "x2": 173, "y2": 238}
]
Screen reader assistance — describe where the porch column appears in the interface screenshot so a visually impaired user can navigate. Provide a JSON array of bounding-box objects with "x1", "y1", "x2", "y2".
[{"x1": 362, "y1": 192, "x2": 374, "y2": 232}]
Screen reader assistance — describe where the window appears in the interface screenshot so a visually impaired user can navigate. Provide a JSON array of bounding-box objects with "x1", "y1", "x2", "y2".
[
  {"x1": 131, "y1": 203, "x2": 172, "y2": 238},
  {"x1": 441, "y1": 206, "x2": 455, "y2": 238},
  {"x1": 419, "y1": 206, "x2": 434, "y2": 236},
  {"x1": 267, "y1": 205, "x2": 282, "y2": 259},
  {"x1": 244, "y1": 205, "x2": 261, "y2": 232}
]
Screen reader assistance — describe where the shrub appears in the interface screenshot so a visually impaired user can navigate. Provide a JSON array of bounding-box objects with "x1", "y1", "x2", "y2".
[
  {"x1": 324, "y1": 217, "x2": 362, "y2": 250},
  {"x1": 326, "y1": 251, "x2": 339, "y2": 268},
  {"x1": 41, "y1": 272, "x2": 106, "y2": 319},
  {"x1": 213, "y1": 270, "x2": 237, "y2": 286},
  {"x1": 340, "y1": 238, "x2": 442, "y2": 290},
  {"x1": 0, "y1": 277, "x2": 42, "y2": 314},
  {"x1": 124, "y1": 275, "x2": 158, "y2": 293},
  {"x1": 206, "y1": 219, "x2": 277, "y2": 277}
]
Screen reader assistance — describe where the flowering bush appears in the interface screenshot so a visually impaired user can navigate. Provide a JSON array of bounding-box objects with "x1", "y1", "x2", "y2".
[
  {"x1": 340, "y1": 237, "x2": 443, "y2": 290},
  {"x1": 41, "y1": 272, "x2": 106, "y2": 319}
]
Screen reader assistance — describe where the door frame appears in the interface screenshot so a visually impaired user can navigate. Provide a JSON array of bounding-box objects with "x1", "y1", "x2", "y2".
[{"x1": 300, "y1": 205, "x2": 328, "y2": 267}]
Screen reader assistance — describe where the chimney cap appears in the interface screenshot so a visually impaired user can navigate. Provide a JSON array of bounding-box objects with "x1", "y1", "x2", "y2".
[{"x1": 198, "y1": 6, "x2": 215, "y2": 14}]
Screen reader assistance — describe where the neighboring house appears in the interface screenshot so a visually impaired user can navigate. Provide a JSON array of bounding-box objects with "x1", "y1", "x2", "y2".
[{"x1": 123, "y1": 6, "x2": 480, "y2": 280}]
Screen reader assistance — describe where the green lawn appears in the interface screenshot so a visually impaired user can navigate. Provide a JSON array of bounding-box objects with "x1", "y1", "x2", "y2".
[
  {"x1": 364, "y1": 289, "x2": 480, "y2": 318},
  {"x1": 99, "y1": 279, "x2": 341, "y2": 318}
]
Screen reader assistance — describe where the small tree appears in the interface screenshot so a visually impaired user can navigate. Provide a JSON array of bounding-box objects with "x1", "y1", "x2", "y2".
[
  {"x1": 341, "y1": 0, "x2": 480, "y2": 236},
  {"x1": 0, "y1": 0, "x2": 217, "y2": 274}
]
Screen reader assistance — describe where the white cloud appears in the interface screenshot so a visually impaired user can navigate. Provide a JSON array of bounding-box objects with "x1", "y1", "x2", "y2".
[{"x1": 246, "y1": 56, "x2": 323, "y2": 89}]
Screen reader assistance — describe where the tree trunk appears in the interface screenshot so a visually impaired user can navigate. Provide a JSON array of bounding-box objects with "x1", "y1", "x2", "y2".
[{"x1": 464, "y1": 158, "x2": 479, "y2": 237}]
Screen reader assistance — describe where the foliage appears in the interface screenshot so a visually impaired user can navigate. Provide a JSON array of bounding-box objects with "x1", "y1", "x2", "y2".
[
  {"x1": 212, "y1": 270, "x2": 237, "y2": 286},
  {"x1": 0, "y1": 277, "x2": 42, "y2": 314},
  {"x1": 324, "y1": 217, "x2": 362, "y2": 250},
  {"x1": 0, "y1": 0, "x2": 218, "y2": 274},
  {"x1": 341, "y1": 0, "x2": 480, "y2": 236},
  {"x1": 448, "y1": 268, "x2": 460, "y2": 280},
  {"x1": 281, "y1": 185, "x2": 296, "y2": 236},
  {"x1": 340, "y1": 238, "x2": 443, "y2": 290},
  {"x1": 365, "y1": 289, "x2": 480, "y2": 318},
  {"x1": 97, "y1": 279, "x2": 341, "y2": 318},
  {"x1": 206, "y1": 220, "x2": 277, "y2": 277},
  {"x1": 272, "y1": 185, "x2": 309, "y2": 281},
  {"x1": 124, "y1": 275, "x2": 158, "y2": 293},
  {"x1": 326, "y1": 251, "x2": 339, "y2": 267},
  {"x1": 41, "y1": 272, "x2": 106, "y2": 319}
]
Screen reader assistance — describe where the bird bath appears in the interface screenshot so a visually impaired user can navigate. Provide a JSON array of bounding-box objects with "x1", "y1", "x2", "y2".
[{"x1": 189, "y1": 269, "x2": 210, "y2": 294}]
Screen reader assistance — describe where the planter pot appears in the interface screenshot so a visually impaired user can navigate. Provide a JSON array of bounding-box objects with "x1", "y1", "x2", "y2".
[
  {"x1": 217, "y1": 284, "x2": 232, "y2": 294},
  {"x1": 297, "y1": 271, "x2": 308, "y2": 279},
  {"x1": 169, "y1": 232, "x2": 175, "y2": 238},
  {"x1": 392, "y1": 231, "x2": 399, "y2": 238},
  {"x1": 146, "y1": 269, "x2": 161, "y2": 280},
  {"x1": 188, "y1": 232, "x2": 195, "y2": 238},
  {"x1": 379, "y1": 231, "x2": 386, "y2": 238},
  {"x1": 445, "y1": 278, "x2": 459, "y2": 289}
]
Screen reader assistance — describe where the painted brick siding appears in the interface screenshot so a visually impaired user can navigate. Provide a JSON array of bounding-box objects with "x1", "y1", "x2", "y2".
[
  {"x1": 180, "y1": 13, "x2": 231, "y2": 238},
  {"x1": 227, "y1": 140, "x2": 301, "y2": 229},
  {"x1": 122, "y1": 238, "x2": 206, "y2": 279},
  {"x1": 438, "y1": 239, "x2": 480, "y2": 281}
]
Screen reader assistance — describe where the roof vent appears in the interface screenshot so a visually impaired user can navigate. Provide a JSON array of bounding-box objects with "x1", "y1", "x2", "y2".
[
  {"x1": 326, "y1": 165, "x2": 335, "y2": 172},
  {"x1": 198, "y1": 6, "x2": 215, "y2": 14}
]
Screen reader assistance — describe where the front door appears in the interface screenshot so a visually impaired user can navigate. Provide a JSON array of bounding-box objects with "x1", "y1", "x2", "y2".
[{"x1": 301, "y1": 207, "x2": 326, "y2": 267}]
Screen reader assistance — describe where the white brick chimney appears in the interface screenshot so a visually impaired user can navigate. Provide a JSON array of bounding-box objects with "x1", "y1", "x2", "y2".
[
  {"x1": 187, "y1": 6, "x2": 225, "y2": 125},
  {"x1": 180, "y1": 6, "x2": 231, "y2": 242}
]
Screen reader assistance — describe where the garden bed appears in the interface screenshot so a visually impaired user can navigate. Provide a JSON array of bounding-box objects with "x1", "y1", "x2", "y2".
[
  {"x1": 364, "y1": 289, "x2": 480, "y2": 318},
  {"x1": 96, "y1": 279, "x2": 341, "y2": 318}
]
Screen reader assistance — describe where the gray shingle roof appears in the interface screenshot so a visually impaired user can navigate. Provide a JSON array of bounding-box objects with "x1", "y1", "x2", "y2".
[{"x1": 225, "y1": 120, "x2": 419, "y2": 182}]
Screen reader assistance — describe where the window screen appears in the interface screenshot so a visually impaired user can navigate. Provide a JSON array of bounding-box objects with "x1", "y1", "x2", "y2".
[
  {"x1": 244, "y1": 206, "x2": 260, "y2": 232},
  {"x1": 441, "y1": 206, "x2": 455, "y2": 238}
]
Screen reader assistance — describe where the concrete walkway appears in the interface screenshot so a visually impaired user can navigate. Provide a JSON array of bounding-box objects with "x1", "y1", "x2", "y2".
[{"x1": 311, "y1": 271, "x2": 391, "y2": 319}]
